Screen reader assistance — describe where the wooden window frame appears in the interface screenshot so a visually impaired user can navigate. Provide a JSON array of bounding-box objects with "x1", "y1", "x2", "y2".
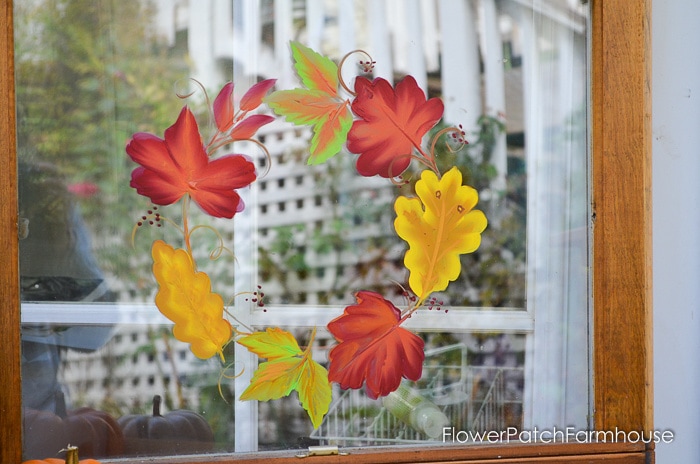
[{"x1": 0, "y1": 1, "x2": 652, "y2": 463}]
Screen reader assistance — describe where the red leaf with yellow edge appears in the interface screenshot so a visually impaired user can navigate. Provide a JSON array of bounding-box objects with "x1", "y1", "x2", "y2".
[
  {"x1": 394, "y1": 167, "x2": 487, "y2": 303},
  {"x1": 347, "y1": 76, "x2": 444, "y2": 178},
  {"x1": 151, "y1": 240, "x2": 232, "y2": 361},
  {"x1": 327, "y1": 291, "x2": 425, "y2": 399},
  {"x1": 239, "y1": 328, "x2": 331, "y2": 429},
  {"x1": 265, "y1": 42, "x2": 352, "y2": 164}
]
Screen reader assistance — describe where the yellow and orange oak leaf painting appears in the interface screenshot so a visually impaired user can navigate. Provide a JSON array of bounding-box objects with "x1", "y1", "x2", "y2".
[
  {"x1": 394, "y1": 167, "x2": 487, "y2": 303},
  {"x1": 238, "y1": 327, "x2": 331, "y2": 429},
  {"x1": 151, "y1": 239, "x2": 232, "y2": 361},
  {"x1": 326, "y1": 291, "x2": 425, "y2": 399}
]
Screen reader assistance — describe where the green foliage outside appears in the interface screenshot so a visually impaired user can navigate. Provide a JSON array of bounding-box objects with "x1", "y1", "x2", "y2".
[{"x1": 15, "y1": 0, "x2": 191, "y2": 300}]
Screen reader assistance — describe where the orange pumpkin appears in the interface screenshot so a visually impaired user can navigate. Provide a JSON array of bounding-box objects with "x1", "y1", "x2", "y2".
[
  {"x1": 22, "y1": 445, "x2": 101, "y2": 464},
  {"x1": 118, "y1": 395, "x2": 214, "y2": 456}
]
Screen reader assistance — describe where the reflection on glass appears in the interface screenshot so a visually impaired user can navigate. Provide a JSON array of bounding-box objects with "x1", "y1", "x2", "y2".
[
  {"x1": 276, "y1": 331, "x2": 525, "y2": 450},
  {"x1": 19, "y1": 161, "x2": 119, "y2": 459},
  {"x1": 16, "y1": 0, "x2": 589, "y2": 460}
]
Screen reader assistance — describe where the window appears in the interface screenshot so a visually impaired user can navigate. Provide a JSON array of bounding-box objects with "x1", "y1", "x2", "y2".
[{"x1": 0, "y1": 1, "x2": 652, "y2": 463}]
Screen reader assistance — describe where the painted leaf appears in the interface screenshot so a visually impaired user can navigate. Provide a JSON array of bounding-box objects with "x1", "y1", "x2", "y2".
[
  {"x1": 327, "y1": 291, "x2": 425, "y2": 399},
  {"x1": 289, "y1": 41, "x2": 338, "y2": 95},
  {"x1": 346, "y1": 76, "x2": 444, "y2": 178},
  {"x1": 229, "y1": 114, "x2": 275, "y2": 141},
  {"x1": 239, "y1": 328, "x2": 331, "y2": 429},
  {"x1": 265, "y1": 42, "x2": 351, "y2": 164},
  {"x1": 213, "y1": 80, "x2": 277, "y2": 132},
  {"x1": 126, "y1": 106, "x2": 256, "y2": 219},
  {"x1": 240, "y1": 78, "x2": 277, "y2": 112},
  {"x1": 297, "y1": 360, "x2": 332, "y2": 429},
  {"x1": 237, "y1": 326, "x2": 303, "y2": 359},
  {"x1": 151, "y1": 239, "x2": 232, "y2": 361},
  {"x1": 394, "y1": 167, "x2": 488, "y2": 302},
  {"x1": 213, "y1": 82, "x2": 235, "y2": 132}
]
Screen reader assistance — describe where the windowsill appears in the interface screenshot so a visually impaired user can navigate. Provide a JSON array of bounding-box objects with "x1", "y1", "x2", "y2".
[{"x1": 96, "y1": 441, "x2": 651, "y2": 464}]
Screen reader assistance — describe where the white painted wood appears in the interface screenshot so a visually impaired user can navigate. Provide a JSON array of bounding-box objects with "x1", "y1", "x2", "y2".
[
  {"x1": 653, "y1": 1, "x2": 700, "y2": 462},
  {"x1": 366, "y1": 0, "x2": 394, "y2": 83},
  {"x1": 233, "y1": 184, "x2": 260, "y2": 452},
  {"x1": 232, "y1": 2, "x2": 264, "y2": 451},
  {"x1": 520, "y1": 3, "x2": 548, "y2": 431},
  {"x1": 213, "y1": 0, "x2": 234, "y2": 61},
  {"x1": 388, "y1": 0, "x2": 408, "y2": 73},
  {"x1": 338, "y1": 0, "x2": 358, "y2": 89},
  {"x1": 478, "y1": 0, "x2": 507, "y2": 196},
  {"x1": 338, "y1": 0, "x2": 356, "y2": 52},
  {"x1": 274, "y1": 0, "x2": 294, "y2": 88},
  {"x1": 305, "y1": 0, "x2": 325, "y2": 52},
  {"x1": 419, "y1": 1, "x2": 440, "y2": 73},
  {"x1": 246, "y1": 304, "x2": 535, "y2": 332},
  {"x1": 188, "y1": 0, "x2": 217, "y2": 84},
  {"x1": 235, "y1": 0, "x2": 263, "y2": 79},
  {"x1": 518, "y1": 4, "x2": 589, "y2": 432},
  {"x1": 404, "y1": 0, "x2": 427, "y2": 90},
  {"x1": 438, "y1": 0, "x2": 481, "y2": 132}
]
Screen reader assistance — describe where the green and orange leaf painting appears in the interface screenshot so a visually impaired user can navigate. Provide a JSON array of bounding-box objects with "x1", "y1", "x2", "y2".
[
  {"x1": 238, "y1": 327, "x2": 331, "y2": 429},
  {"x1": 151, "y1": 239, "x2": 232, "y2": 361},
  {"x1": 327, "y1": 291, "x2": 425, "y2": 399},
  {"x1": 394, "y1": 167, "x2": 487, "y2": 303},
  {"x1": 265, "y1": 41, "x2": 352, "y2": 164}
]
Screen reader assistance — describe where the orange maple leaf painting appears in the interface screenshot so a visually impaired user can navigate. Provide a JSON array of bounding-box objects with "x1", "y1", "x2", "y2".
[
  {"x1": 327, "y1": 291, "x2": 425, "y2": 399},
  {"x1": 126, "y1": 106, "x2": 256, "y2": 219},
  {"x1": 347, "y1": 76, "x2": 444, "y2": 178}
]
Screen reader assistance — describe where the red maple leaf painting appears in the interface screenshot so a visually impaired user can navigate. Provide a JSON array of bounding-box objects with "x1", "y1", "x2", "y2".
[
  {"x1": 346, "y1": 76, "x2": 444, "y2": 178},
  {"x1": 126, "y1": 107, "x2": 256, "y2": 219},
  {"x1": 327, "y1": 291, "x2": 425, "y2": 399}
]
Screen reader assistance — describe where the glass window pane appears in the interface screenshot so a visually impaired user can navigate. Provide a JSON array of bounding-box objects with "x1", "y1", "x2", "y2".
[{"x1": 16, "y1": 0, "x2": 590, "y2": 460}]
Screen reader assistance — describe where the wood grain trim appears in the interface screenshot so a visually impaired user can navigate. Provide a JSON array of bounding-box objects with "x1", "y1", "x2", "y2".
[
  {"x1": 591, "y1": 0, "x2": 653, "y2": 433},
  {"x1": 0, "y1": 2, "x2": 22, "y2": 464},
  {"x1": 98, "y1": 442, "x2": 648, "y2": 464}
]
